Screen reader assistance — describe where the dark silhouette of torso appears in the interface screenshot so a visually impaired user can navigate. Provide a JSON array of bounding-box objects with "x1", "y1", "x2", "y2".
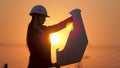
[
  {"x1": 27, "y1": 16, "x2": 72, "y2": 68},
  {"x1": 27, "y1": 22, "x2": 52, "y2": 68}
]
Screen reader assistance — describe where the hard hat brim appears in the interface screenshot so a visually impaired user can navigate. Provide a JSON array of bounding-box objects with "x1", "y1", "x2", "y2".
[{"x1": 30, "y1": 13, "x2": 50, "y2": 17}]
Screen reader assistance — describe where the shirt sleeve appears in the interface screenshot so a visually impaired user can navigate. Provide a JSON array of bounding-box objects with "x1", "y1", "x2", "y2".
[{"x1": 44, "y1": 16, "x2": 73, "y2": 33}]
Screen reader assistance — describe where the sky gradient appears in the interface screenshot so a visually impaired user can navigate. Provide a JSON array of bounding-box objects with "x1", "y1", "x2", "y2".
[
  {"x1": 0, "y1": 0, "x2": 120, "y2": 68},
  {"x1": 0, "y1": 0, "x2": 120, "y2": 45}
]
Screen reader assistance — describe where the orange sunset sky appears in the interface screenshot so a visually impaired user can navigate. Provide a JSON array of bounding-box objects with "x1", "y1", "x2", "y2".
[
  {"x1": 0, "y1": 0, "x2": 120, "y2": 68},
  {"x1": 0, "y1": 0, "x2": 120, "y2": 46}
]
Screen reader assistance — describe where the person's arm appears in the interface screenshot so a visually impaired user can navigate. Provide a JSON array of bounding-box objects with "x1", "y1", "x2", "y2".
[{"x1": 44, "y1": 16, "x2": 73, "y2": 33}]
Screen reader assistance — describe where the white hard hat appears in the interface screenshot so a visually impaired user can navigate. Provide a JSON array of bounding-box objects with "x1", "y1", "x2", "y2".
[{"x1": 30, "y1": 5, "x2": 49, "y2": 17}]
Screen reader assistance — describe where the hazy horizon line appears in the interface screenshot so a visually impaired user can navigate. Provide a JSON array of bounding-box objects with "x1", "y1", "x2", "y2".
[{"x1": 0, "y1": 42, "x2": 120, "y2": 48}]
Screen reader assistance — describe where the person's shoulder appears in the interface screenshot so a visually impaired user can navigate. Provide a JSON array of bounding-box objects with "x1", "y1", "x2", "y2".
[{"x1": 28, "y1": 22, "x2": 36, "y2": 31}]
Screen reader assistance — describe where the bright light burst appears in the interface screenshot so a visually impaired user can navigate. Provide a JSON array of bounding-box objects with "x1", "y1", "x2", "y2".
[{"x1": 50, "y1": 33, "x2": 59, "y2": 45}]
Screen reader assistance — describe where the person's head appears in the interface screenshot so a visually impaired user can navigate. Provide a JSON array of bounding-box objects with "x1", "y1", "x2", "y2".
[{"x1": 30, "y1": 5, "x2": 49, "y2": 26}]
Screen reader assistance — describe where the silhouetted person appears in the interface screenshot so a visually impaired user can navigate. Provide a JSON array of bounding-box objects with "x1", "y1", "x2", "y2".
[{"x1": 27, "y1": 5, "x2": 72, "y2": 68}]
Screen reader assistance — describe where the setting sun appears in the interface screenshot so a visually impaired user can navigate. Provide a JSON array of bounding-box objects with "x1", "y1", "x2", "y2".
[{"x1": 50, "y1": 33, "x2": 60, "y2": 45}]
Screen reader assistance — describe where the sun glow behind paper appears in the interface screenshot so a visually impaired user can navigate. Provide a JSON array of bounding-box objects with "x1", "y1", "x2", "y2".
[{"x1": 50, "y1": 22, "x2": 74, "y2": 63}]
